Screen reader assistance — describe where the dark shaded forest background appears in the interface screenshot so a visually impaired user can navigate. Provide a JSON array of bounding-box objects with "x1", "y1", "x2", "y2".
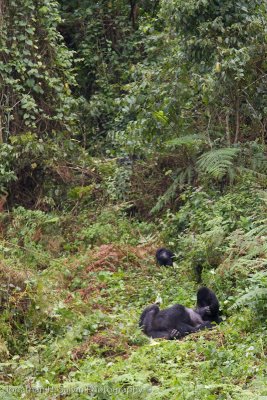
[{"x1": 1, "y1": 0, "x2": 266, "y2": 212}]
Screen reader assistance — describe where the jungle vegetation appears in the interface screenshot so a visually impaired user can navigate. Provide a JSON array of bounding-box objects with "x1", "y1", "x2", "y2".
[{"x1": 0, "y1": 1, "x2": 267, "y2": 398}]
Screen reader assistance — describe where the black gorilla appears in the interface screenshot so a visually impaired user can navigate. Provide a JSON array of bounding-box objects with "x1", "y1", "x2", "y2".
[
  {"x1": 195, "y1": 286, "x2": 221, "y2": 324},
  {"x1": 139, "y1": 287, "x2": 220, "y2": 339},
  {"x1": 156, "y1": 248, "x2": 175, "y2": 266},
  {"x1": 139, "y1": 303, "x2": 212, "y2": 339}
]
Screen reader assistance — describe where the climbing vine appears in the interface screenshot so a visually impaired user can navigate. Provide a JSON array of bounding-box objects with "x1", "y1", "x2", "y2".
[{"x1": 0, "y1": 0, "x2": 77, "y2": 141}]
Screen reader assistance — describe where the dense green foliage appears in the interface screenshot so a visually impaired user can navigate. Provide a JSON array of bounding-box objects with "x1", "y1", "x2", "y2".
[
  {"x1": 0, "y1": 0, "x2": 267, "y2": 398},
  {"x1": 1, "y1": 0, "x2": 77, "y2": 137}
]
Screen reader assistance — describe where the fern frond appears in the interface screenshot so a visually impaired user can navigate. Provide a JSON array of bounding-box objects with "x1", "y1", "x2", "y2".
[
  {"x1": 150, "y1": 176, "x2": 180, "y2": 214},
  {"x1": 151, "y1": 166, "x2": 194, "y2": 213},
  {"x1": 166, "y1": 134, "x2": 206, "y2": 149},
  {"x1": 250, "y1": 148, "x2": 267, "y2": 173},
  {"x1": 245, "y1": 219, "x2": 267, "y2": 237},
  {"x1": 231, "y1": 287, "x2": 267, "y2": 310},
  {"x1": 238, "y1": 144, "x2": 267, "y2": 181},
  {"x1": 196, "y1": 147, "x2": 239, "y2": 179}
]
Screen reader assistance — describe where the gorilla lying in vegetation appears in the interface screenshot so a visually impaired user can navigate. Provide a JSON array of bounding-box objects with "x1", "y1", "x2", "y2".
[
  {"x1": 156, "y1": 248, "x2": 175, "y2": 266},
  {"x1": 139, "y1": 287, "x2": 221, "y2": 339}
]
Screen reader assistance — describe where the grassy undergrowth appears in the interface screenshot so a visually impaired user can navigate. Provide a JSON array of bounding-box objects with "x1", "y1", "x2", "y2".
[{"x1": 0, "y1": 185, "x2": 266, "y2": 399}]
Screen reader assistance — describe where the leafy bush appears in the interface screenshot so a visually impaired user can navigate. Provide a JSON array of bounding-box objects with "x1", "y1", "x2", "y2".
[{"x1": 77, "y1": 209, "x2": 154, "y2": 247}]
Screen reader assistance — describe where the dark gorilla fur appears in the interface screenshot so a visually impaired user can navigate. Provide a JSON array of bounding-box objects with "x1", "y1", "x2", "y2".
[
  {"x1": 156, "y1": 248, "x2": 175, "y2": 266},
  {"x1": 139, "y1": 287, "x2": 221, "y2": 339},
  {"x1": 195, "y1": 287, "x2": 221, "y2": 324}
]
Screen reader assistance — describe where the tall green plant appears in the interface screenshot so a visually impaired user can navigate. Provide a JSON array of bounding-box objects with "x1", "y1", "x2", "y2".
[{"x1": 0, "y1": 0, "x2": 77, "y2": 140}]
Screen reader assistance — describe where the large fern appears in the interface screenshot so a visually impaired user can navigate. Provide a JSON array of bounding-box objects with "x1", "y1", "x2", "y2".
[
  {"x1": 231, "y1": 269, "x2": 267, "y2": 315},
  {"x1": 196, "y1": 147, "x2": 240, "y2": 179},
  {"x1": 246, "y1": 219, "x2": 267, "y2": 237},
  {"x1": 232, "y1": 287, "x2": 267, "y2": 311},
  {"x1": 152, "y1": 142, "x2": 266, "y2": 214},
  {"x1": 166, "y1": 134, "x2": 206, "y2": 149}
]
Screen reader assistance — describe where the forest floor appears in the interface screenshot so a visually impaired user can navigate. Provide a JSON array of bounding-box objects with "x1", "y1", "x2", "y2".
[{"x1": 0, "y1": 209, "x2": 266, "y2": 400}]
